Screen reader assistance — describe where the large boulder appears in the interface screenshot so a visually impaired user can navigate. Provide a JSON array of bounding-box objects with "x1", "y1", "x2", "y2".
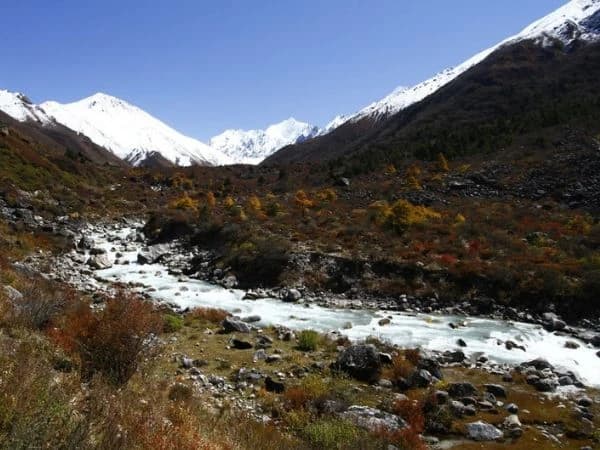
[
  {"x1": 87, "y1": 254, "x2": 112, "y2": 270},
  {"x1": 221, "y1": 317, "x2": 250, "y2": 333},
  {"x1": 137, "y1": 244, "x2": 171, "y2": 265},
  {"x1": 340, "y1": 406, "x2": 406, "y2": 433},
  {"x1": 466, "y1": 421, "x2": 504, "y2": 441},
  {"x1": 333, "y1": 344, "x2": 382, "y2": 382}
]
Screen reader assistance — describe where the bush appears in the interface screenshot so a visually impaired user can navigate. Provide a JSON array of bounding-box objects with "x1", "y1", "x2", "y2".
[
  {"x1": 185, "y1": 307, "x2": 229, "y2": 325},
  {"x1": 302, "y1": 419, "x2": 363, "y2": 450},
  {"x1": 169, "y1": 194, "x2": 199, "y2": 211},
  {"x1": 62, "y1": 293, "x2": 161, "y2": 385},
  {"x1": 163, "y1": 313, "x2": 184, "y2": 333},
  {"x1": 13, "y1": 281, "x2": 75, "y2": 330},
  {"x1": 297, "y1": 330, "x2": 319, "y2": 351}
]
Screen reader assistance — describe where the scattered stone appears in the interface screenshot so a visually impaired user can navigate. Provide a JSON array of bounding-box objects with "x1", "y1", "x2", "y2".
[
  {"x1": 457, "y1": 338, "x2": 467, "y2": 347},
  {"x1": 181, "y1": 357, "x2": 193, "y2": 369},
  {"x1": 411, "y1": 369, "x2": 434, "y2": 388},
  {"x1": 283, "y1": 289, "x2": 302, "y2": 302},
  {"x1": 137, "y1": 244, "x2": 171, "y2": 265},
  {"x1": 222, "y1": 317, "x2": 250, "y2": 334},
  {"x1": 333, "y1": 344, "x2": 382, "y2": 382},
  {"x1": 466, "y1": 421, "x2": 504, "y2": 441},
  {"x1": 506, "y1": 403, "x2": 519, "y2": 414},
  {"x1": 450, "y1": 400, "x2": 466, "y2": 417},
  {"x1": 378, "y1": 379, "x2": 393, "y2": 389},
  {"x1": 231, "y1": 338, "x2": 253, "y2": 350},
  {"x1": 524, "y1": 358, "x2": 553, "y2": 371},
  {"x1": 577, "y1": 396, "x2": 593, "y2": 407},
  {"x1": 255, "y1": 335, "x2": 273, "y2": 349},
  {"x1": 533, "y1": 378, "x2": 557, "y2": 393},
  {"x1": 265, "y1": 377, "x2": 285, "y2": 393},
  {"x1": 448, "y1": 382, "x2": 477, "y2": 398},
  {"x1": 87, "y1": 254, "x2": 112, "y2": 270},
  {"x1": 379, "y1": 352, "x2": 393, "y2": 365},
  {"x1": 340, "y1": 406, "x2": 406, "y2": 433},
  {"x1": 266, "y1": 354, "x2": 282, "y2": 364},
  {"x1": 242, "y1": 315, "x2": 261, "y2": 323},
  {"x1": 435, "y1": 390, "x2": 449, "y2": 404},
  {"x1": 564, "y1": 340, "x2": 580, "y2": 349},
  {"x1": 378, "y1": 318, "x2": 391, "y2": 326},
  {"x1": 559, "y1": 375, "x2": 574, "y2": 386},
  {"x1": 485, "y1": 384, "x2": 507, "y2": 398},
  {"x1": 3, "y1": 285, "x2": 23, "y2": 301},
  {"x1": 505, "y1": 340, "x2": 526, "y2": 351},
  {"x1": 253, "y1": 349, "x2": 267, "y2": 361}
]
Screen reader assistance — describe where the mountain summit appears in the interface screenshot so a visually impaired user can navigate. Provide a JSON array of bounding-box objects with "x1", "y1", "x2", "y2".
[
  {"x1": 41, "y1": 93, "x2": 232, "y2": 167},
  {"x1": 325, "y1": 0, "x2": 600, "y2": 128},
  {"x1": 210, "y1": 118, "x2": 320, "y2": 164}
]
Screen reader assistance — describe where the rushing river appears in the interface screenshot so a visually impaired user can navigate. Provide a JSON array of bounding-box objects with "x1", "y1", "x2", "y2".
[{"x1": 84, "y1": 225, "x2": 599, "y2": 387}]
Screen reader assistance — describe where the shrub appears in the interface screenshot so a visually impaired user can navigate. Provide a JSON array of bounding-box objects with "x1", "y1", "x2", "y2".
[
  {"x1": 383, "y1": 354, "x2": 416, "y2": 386},
  {"x1": 62, "y1": 293, "x2": 161, "y2": 385},
  {"x1": 13, "y1": 281, "x2": 75, "y2": 330},
  {"x1": 163, "y1": 313, "x2": 184, "y2": 333},
  {"x1": 369, "y1": 200, "x2": 440, "y2": 234},
  {"x1": 168, "y1": 383, "x2": 194, "y2": 402},
  {"x1": 437, "y1": 153, "x2": 449, "y2": 172},
  {"x1": 302, "y1": 419, "x2": 363, "y2": 450},
  {"x1": 185, "y1": 307, "x2": 229, "y2": 325},
  {"x1": 169, "y1": 194, "x2": 199, "y2": 211},
  {"x1": 297, "y1": 330, "x2": 319, "y2": 351},
  {"x1": 247, "y1": 195, "x2": 263, "y2": 215}
]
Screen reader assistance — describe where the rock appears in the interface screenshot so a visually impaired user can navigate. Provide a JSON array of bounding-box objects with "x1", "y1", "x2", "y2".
[
  {"x1": 89, "y1": 247, "x2": 106, "y2": 255},
  {"x1": 505, "y1": 340, "x2": 526, "y2": 351},
  {"x1": 242, "y1": 315, "x2": 261, "y2": 323},
  {"x1": 448, "y1": 382, "x2": 478, "y2": 398},
  {"x1": 591, "y1": 334, "x2": 600, "y2": 347},
  {"x1": 503, "y1": 414, "x2": 521, "y2": 429},
  {"x1": 506, "y1": 403, "x2": 519, "y2": 414},
  {"x1": 411, "y1": 369, "x2": 434, "y2": 388},
  {"x1": 523, "y1": 358, "x2": 553, "y2": 371},
  {"x1": 378, "y1": 379, "x2": 393, "y2": 389},
  {"x1": 577, "y1": 396, "x2": 593, "y2": 407},
  {"x1": 478, "y1": 401, "x2": 495, "y2": 411},
  {"x1": 533, "y1": 378, "x2": 557, "y2": 392},
  {"x1": 378, "y1": 318, "x2": 391, "y2": 326},
  {"x1": 442, "y1": 350, "x2": 465, "y2": 363},
  {"x1": 87, "y1": 254, "x2": 112, "y2": 270},
  {"x1": 3, "y1": 285, "x2": 23, "y2": 302},
  {"x1": 418, "y1": 357, "x2": 443, "y2": 380},
  {"x1": 457, "y1": 338, "x2": 467, "y2": 347},
  {"x1": 485, "y1": 384, "x2": 507, "y2": 398},
  {"x1": 255, "y1": 335, "x2": 273, "y2": 349},
  {"x1": 231, "y1": 338, "x2": 253, "y2": 350},
  {"x1": 340, "y1": 406, "x2": 406, "y2": 433},
  {"x1": 333, "y1": 344, "x2": 382, "y2": 382},
  {"x1": 466, "y1": 421, "x2": 504, "y2": 441},
  {"x1": 222, "y1": 317, "x2": 250, "y2": 334},
  {"x1": 564, "y1": 340, "x2": 580, "y2": 349},
  {"x1": 463, "y1": 405, "x2": 477, "y2": 416},
  {"x1": 77, "y1": 236, "x2": 95, "y2": 250},
  {"x1": 559, "y1": 375, "x2": 574, "y2": 386},
  {"x1": 266, "y1": 354, "x2": 282, "y2": 363},
  {"x1": 435, "y1": 390, "x2": 449, "y2": 405},
  {"x1": 264, "y1": 377, "x2": 285, "y2": 393},
  {"x1": 253, "y1": 349, "x2": 267, "y2": 361},
  {"x1": 137, "y1": 244, "x2": 170, "y2": 265},
  {"x1": 379, "y1": 352, "x2": 393, "y2": 365},
  {"x1": 450, "y1": 400, "x2": 466, "y2": 417},
  {"x1": 283, "y1": 289, "x2": 302, "y2": 302},
  {"x1": 181, "y1": 357, "x2": 193, "y2": 369}
]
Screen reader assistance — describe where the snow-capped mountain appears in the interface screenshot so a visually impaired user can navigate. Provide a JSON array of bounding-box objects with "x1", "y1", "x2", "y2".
[
  {"x1": 328, "y1": 0, "x2": 600, "y2": 128},
  {"x1": 210, "y1": 118, "x2": 320, "y2": 164},
  {"x1": 41, "y1": 93, "x2": 231, "y2": 167},
  {"x1": 0, "y1": 90, "x2": 54, "y2": 125}
]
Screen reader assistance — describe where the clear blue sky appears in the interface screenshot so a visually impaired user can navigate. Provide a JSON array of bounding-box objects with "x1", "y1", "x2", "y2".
[{"x1": 1, "y1": 0, "x2": 565, "y2": 140}]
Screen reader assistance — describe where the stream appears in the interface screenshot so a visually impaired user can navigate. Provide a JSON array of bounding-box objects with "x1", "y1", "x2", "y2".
[{"x1": 71, "y1": 224, "x2": 599, "y2": 387}]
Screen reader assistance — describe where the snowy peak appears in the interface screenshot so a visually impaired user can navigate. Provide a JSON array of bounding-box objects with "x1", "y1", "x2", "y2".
[
  {"x1": 210, "y1": 118, "x2": 320, "y2": 164},
  {"x1": 41, "y1": 94, "x2": 231, "y2": 167},
  {"x1": 0, "y1": 89, "x2": 53, "y2": 124},
  {"x1": 328, "y1": 0, "x2": 600, "y2": 128}
]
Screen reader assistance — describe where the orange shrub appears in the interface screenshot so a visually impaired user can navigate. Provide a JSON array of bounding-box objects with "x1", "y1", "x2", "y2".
[
  {"x1": 185, "y1": 307, "x2": 229, "y2": 324},
  {"x1": 169, "y1": 194, "x2": 199, "y2": 211}
]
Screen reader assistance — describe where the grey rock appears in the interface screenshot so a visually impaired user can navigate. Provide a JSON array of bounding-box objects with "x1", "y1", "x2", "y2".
[
  {"x1": 333, "y1": 344, "x2": 382, "y2": 382},
  {"x1": 466, "y1": 421, "x2": 504, "y2": 441},
  {"x1": 379, "y1": 352, "x2": 393, "y2": 365},
  {"x1": 340, "y1": 406, "x2": 406, "y2": 433},
  {"x1": 242, "y1": 315, "x2": 262, "y2": 323},
  {"x1": 435, "y1": 390, "x2": 449, "y2": 404},
  {"x1": 523, "y1": 358, "x2": 553, "y2": 371},
  {"x1": 564, "y1": 340, "x2": 580, "y2": 349},
  {"x1": 577, "y1": 396, "x2": 593, "y2": 407},
  {"x1": 448, "y1": 382, "x2": 477, "y2": 398},
  {"x1": 222, "y1": 317, "x2": 250, "y2": 333},
  {"x1": 378, "y1": 318, "x2": 391, "y2": 326},
  {"x1": 450, "y1": 400, "x2": 465, "y2": 417},
  {"x1": 559, "y1": 375, "x2": 574, "y2": 386},
  {"x1": 283, "y1": 289, "x2": 302, "y2": 302},
  {"x1": 265, "y1": 376, "x2": 285, "y2": 393},
  {"x1": 266, "y1": 354, "x2": 282, "y2": 363},
  {"x1": 485, "y1": 384, "x2": 507, "y2": 398},
  {"x1": 87, "y1": 254, "x2": 112, "y2": 270},
  {"x1": 253, "y1": 349, "x2": 267, "y2": 361},
  {"x1": 533, "y1": 378, "x2": 557, "y2": 392},
  {"x1": 231, "y1": 338, "x2": 253, "y2": 350},
  {"x1": 411, "y1": 369, "x2": 434, "y2": 388},
  {"x1": 137, "y1": 244, "x2": 170, "y2": 265},
  {"x1": 506, "y1": 403, "x2": 519, "y2": 414},
  {"x1": 3, "y1": 285, "x2": 23, "y2": 302},
  {"x1": 457, "y1": 338, "x2": 467, "y2": 347}
]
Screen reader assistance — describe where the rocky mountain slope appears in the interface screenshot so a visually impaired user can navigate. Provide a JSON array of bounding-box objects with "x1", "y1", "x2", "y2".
[{"x1": 266, "y1": 0, "x2": 600, "y2": 165}]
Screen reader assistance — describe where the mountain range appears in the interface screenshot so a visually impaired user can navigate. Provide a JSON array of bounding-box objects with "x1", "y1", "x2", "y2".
[{"x1": 1, "y1": 0, "x2": 600, "y2": 168}]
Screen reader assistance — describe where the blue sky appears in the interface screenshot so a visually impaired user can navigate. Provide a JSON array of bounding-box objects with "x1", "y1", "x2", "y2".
[{"x1": 1, "y1": 0, "x2": 565, "y2": 140}]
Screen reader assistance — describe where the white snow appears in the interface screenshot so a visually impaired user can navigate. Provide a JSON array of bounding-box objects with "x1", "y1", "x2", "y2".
[
  {"x1": 210, "y1": 118, "x2": 320, "y2": 164},
  {"x1": 0, "y1": 89, "x2": 53, "y2": 125},
  {"x1": 41, "y1": 93, "x2": 231, "y2": 167},
  {"x1": 326, "y1": 0, "x2": 600, "y2": 129}
]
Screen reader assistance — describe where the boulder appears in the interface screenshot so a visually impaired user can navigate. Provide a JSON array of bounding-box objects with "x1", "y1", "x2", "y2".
[
  {"x1": 282, "y1": 288, "x2": 302, "y2": 302},
  {"x1": 564, "y1": 340, "x2": 580, "y2": 349},
  {"x1": 242, "y1": 315, "x2": 262, "y2": 323},
  {"x1": 523, "y1": 358, "x2": 553, "y2": 371},
  {"x1": 485, "y1": 384, "x2": 507, "y2": 398},
  {"x1": 265, "y1": 376, "x2": 285, "y2": 393},
  {"x1": 466, "y1": 421, "x2": 504, "y2": 441},
  {"x1": 448, "y1": 382, "x2": 478, "y2": 398},
  {"x1": 333, "y1": 344, "x2": 382, "y2": 382},
  {"x1": 137, "y1": 244, "x2": 170, "y2": 265},
  {"x1": 340, "y1": 406, "x2": 406, "y2": 433},
  {"x1": 231, "y1": 338, "x2": 253, "y2": 350},
  {"x1": 378, "y1": 318, "x2": 391, "y2": 326},
  {"x1": 77, "y1": 236, "x2": 95, "y2": 250},
  {"x1": 505, "y1": 403, "x2": 519, "y2": 414},
  {"x1": 411, "y1": 369, "x2": 434, "y2": 388},
  {"x1": 222, "y1": 317, "x2": 250, "y2": 333},
  {"x1": 533, "y1": 378, "x2": 557, "y2": 393},
  {"x1": 457, "y1": 338, "x2": 467, "y2": 347},
  {"x1": 87, "y1": 254, "x2": 112, "y2": 270},
  {"x1": 3, "y1": 285, "x2": 23, "y2": 302}
]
